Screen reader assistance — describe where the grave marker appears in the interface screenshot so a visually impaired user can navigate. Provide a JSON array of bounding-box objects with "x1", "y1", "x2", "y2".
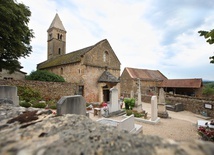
[
  {"x1": 0, "y1": 86, "x2": 19, "y2": 105},
  {"x1": 57, "y1": 95, "x2": 86, "y2": 116},
  {"x1": 151, "y1": 96, "x2": 158, "y2": 121},
  {"x1": 158, "y1": 88, "x2": 169, "y2": 118}
]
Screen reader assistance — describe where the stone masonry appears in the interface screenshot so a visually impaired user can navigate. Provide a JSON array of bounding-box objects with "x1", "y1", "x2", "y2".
[{"x1": 1, "y1": 103, "x2": 214, "y2": 155}]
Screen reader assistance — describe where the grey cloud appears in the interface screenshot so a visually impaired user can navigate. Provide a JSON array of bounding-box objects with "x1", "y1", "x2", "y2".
[{"x1": 143, "y1": 0, "x2": 214, "y2": 45}]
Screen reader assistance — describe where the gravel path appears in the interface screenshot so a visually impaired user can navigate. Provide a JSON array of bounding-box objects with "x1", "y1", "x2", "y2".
[
  {"x1": 138, "y1": 102, "x2": 201, "y2": 142},
  {"x1": 90, "y1": 102, "x2": 210, "y2": 142}
]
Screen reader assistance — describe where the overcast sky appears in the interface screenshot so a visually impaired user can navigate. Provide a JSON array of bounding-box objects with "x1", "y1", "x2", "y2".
[{"x1": 18, "y1": 0, "x2": 214, "y2": 81}]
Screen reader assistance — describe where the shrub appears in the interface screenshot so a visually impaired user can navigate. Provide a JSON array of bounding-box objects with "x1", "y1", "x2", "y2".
[
  {"x1": 133, "y1": 111, "x2": 143, "y2": 118},
  {"x1": 18, "y1": 86, "x2": 42, "y2": 102},
  {"x1": 46, "y1": 100, "x2": 57, "y2": 109},
  {"x1": 126, "y1": 110, "x2": 145, "y2": 118},
  {"x1": 203, "y1": 86, "x2": 214, "y2": 96},
  {"x1": 126, "y1": 110, "x2": 132, "y2": 116},
  {"x1": 26, "y1": 70, "x2": 65, "y2": 82},
  {"x1": 124, "y1": 98, "x2": 130, "y2": 110},
  {"x1": 124, "y1": 98, "x2": 135, "y2": 110},
  {"x1": 32, "y1": 102, "x2": 46, "y2": 108},
  {"x1": 129, "y1": 98, "x2": 135, "y2": 110},
  {"x1": 19, "y1": 101, "x2": 31, "y2": 108}
]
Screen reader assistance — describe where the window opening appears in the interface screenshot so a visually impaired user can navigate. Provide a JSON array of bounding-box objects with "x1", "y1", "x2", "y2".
[
  {"x1": 60, "y1": 68, "x2": 63, "y2": 75},
  {"x1": 78, "y1": 86, "x2": 84, "y2": 96}
]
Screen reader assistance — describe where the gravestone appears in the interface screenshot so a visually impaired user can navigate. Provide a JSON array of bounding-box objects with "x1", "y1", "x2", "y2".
[
  {"x1": 57, "y1": 95, "x2": 86, "y2": 116},
  {"x1": 158, "y1": 88, "x2": 169, "y2": 118},
  {"x1": 0, "y1": 86, "x2": 19, "y2": 105},
  {"x1": 136, "y1": 79, "x2": 142, "y2": 112},
  {"x1": 151, "y1": 96, "x2": 158, "y2": 121},
  {"x1": 108, "y1": 87, "x2": 120, "y2": 113},
  {"x1": 130, "y1": 90, "x2": 134, "y2": 98}
]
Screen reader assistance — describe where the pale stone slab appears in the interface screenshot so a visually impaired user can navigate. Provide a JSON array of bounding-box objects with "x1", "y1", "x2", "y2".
[
  {"x1": 57, "y1": 95, "x2": 86, "y2": 116},
  {"x1": 151, "y1": 96, "x2": 158, "y2": 121},
  {"x1": 97, "y1": 114, "x2": 142, "y2": 134},
  {"x1": 0, "y1": 86, "x2": 19, "y2": 105},
  {"x1": 108, "y1": 87, "x2": 120, "y2": 113}
]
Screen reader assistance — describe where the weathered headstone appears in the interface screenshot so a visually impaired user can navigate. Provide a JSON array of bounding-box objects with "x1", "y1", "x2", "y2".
[
  {"x1": 134, "y1": 79, "x2": 142, "y2": 112},
  {"x1": 158, "y1": 88, "x2": 169, "y2": 118},
  {"x1": 130, "y1": 90, "x2": 134, "y2": 98},
  {"x1": 57, "y1": 95, "x2": 86, "y2": 116},
  {"x1": 151, "y1": 96, "x2": 158, "y2": 121},
  {"x1": 0, "y1": 86, "x2": 19, "y2": 105},
  {"x1": 108, "y1": 87, "x2": 120, "y2": 113}
]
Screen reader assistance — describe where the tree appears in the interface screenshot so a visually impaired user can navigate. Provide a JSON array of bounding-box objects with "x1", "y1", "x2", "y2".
[
  {"x1": 25, "y1": 70, "x2": 65, "y2": 82},
  {"x1": 0, "y1": 0, "x2": 34, "y2": 73},
  {"x1": 198, "y1": 29, "x2": 214, "y2": 63}
]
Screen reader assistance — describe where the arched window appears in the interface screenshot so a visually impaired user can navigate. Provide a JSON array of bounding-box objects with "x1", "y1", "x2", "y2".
[
  {"x1": 103, "y1": 51, "x2": 109, "y2": 62},
  {"x1": 49, "y1": 33, "x2": 52, "y2": 40},
  {"x1": 57, "y1": 33, "x2": 60, "y2": 39},
  {"x1": 60, "y1": 34, "x2": 63, "y2": 40},
  {"x1": 58, "y1": 48, "x2": 61, "y2": 55}
]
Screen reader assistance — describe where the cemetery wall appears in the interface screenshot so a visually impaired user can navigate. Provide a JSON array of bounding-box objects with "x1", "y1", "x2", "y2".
[
  {"x1": 166, "y1": 95, "x2": 214, "y2": 118},
  {"x1": 141, "y1": 94, "x2": 214, "y2": 118},
  {"x1": 0, "y1": 80, "x2": 76, "y2": 100}
]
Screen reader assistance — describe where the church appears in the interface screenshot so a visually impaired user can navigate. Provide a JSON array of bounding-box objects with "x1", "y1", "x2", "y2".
[{"x1": 37, "y1": 14, "x2": 121, "y2": 103}]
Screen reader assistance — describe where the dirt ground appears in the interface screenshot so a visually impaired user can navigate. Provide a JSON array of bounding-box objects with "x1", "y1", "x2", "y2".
[{"x1": 89, "y1": 102, "x2": 210, "y2": 142}]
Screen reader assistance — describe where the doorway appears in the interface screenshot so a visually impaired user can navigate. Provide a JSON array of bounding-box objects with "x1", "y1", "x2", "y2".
[{"x1": 103, "y1": 85, "x2": 109, "y2": 102}]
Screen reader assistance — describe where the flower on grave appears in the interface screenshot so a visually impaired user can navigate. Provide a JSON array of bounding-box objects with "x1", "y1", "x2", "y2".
[
  {"x1": 103, "y1": 106, "x2": 108, "y2": 112},
  {"x1": 198, "y1": 126, "x2": 214, "y2": 142}
]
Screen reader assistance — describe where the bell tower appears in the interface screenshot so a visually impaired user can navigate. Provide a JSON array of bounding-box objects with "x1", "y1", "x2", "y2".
[{"x1": 47, "y1": 13, "x2": 66, "y2": 59}]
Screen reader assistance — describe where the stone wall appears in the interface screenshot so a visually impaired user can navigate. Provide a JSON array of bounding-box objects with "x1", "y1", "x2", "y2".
[
  {"x1": 0, "y1": 80, "x2": 76, "y2": 100},
  {"x1": 166, "y1": 94, "x2": 214, "y2": 117},
  {"x1": 0, "y1": 69, "x2": 26, "y2": 80},
  {"x1": 1, "y1": 103, "x2": 214, "y2": 155},
  {"x1": 141, "y1": 94, "x2": 214, "y2": 118}
]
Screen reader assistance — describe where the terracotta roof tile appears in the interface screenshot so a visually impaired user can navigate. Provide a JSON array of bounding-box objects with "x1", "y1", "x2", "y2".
[
  {"x1": 160, "y1": 78, "x2": 202, "y2": 88},
  {"x1": 126, "y1": 67, "x2": 167, "y2": 81}
]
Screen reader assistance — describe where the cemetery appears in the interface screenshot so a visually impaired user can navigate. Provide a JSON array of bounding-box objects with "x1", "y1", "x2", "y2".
[{"x1": 1, "y1": 85, "x2": 214, "y2": 154}]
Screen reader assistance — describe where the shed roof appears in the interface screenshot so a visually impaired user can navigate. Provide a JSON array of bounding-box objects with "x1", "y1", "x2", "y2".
[
  {"x1": 160, "y1": 78, "x2": 202, "y2": 88},
  {"x1": 125, "y1": 67, "x2": 167, "y2": 81}
]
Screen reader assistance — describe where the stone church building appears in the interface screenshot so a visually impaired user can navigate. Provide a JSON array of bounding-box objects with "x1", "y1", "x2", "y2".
[{"x1": 37, "y1": 14, "x2": 121, "y2": 103}]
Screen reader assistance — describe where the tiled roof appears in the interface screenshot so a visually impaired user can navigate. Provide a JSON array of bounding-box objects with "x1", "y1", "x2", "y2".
[
  {"x1": 48, "y1": 13, "x2": 66, "y2": 31},
  {"x1": 126, "y1": 67, "x2": 167, "y2": 81},
  {"x1": 98, "y1": 71, "x2": 119, "y2": 83},
  {"x1": 37, "y1": 45, "x2": 94, "y2": 69},
  {"x1": 160, "y1": 78, "x2": 202, "y2": 88},
  {"x1": 37, "y1": 39, "x2": 109, "y2": 69}
]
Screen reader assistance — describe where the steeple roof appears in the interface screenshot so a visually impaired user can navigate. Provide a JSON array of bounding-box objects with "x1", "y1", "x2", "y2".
[{"x1": 48, "y1": 13, "x2": 66, "y2": 31}]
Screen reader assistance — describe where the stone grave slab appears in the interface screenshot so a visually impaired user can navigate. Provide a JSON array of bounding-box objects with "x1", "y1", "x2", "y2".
[
  {"x1": 0, "y1": 86, "x2": 19, "y2": 105},
  {"x1": 57, "y1": 95, "x2": 86, "y2": 116}
]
